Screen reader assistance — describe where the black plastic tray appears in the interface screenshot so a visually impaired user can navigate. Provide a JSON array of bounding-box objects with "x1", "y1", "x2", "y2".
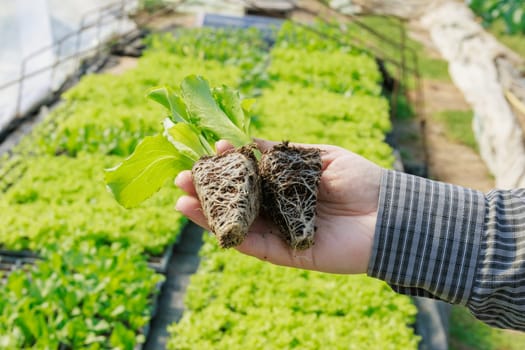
[{"x1": 146, "y1": 231, "x2": 183, "y2": 274}]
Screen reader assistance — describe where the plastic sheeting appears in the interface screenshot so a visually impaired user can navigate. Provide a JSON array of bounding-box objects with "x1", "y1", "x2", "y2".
[{"x1": 0, "y1": 0, "x2": 138, "y2": 131}]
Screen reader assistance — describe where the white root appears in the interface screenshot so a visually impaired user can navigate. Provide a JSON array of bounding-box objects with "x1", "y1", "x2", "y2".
[
  {"x1": 192, "y1": 148, "x2": 260, "y2": 248},
  {"x1": 260, "y1": 144, "x2": 322, "y2": 250}
]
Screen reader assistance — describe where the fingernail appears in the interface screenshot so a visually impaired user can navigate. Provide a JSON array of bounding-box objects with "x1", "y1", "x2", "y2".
[
  {"x1": 215, "y1": 140, "x2": 225, "y2": 150},
  {"x1": 174, "y1": 172, "x2": 183, "y2": 187},
  {"x1": 174, "y1": 198, "x2": 182, "y2": 212}
]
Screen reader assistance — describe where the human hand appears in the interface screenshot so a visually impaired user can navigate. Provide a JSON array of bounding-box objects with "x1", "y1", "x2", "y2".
[{"x1": 175, "y1": 139, "x2": 382, "y2": 275}]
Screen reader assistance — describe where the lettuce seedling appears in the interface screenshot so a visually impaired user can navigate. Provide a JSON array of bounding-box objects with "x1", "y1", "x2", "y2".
[
  {"x1": 106, "y1": 75, "x2": 323, "y2": 250},
  {"x1": 105, "y1": 75, "x2": 260, "y2": 247}
]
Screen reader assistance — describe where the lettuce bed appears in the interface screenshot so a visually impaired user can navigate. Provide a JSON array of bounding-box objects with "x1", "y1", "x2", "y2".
[
  {"x1": 169, "y1": 236, "x2": 418, "y2": 350},
  {"x1": 0, "y1": 27, "x2": 261, "y2": 348},
  {"x1": 0, "y1": 243, "x2": 163, "y2": 349},
  {"x1": 0, "y1": 154, "x2": 186, "y2": 254}
]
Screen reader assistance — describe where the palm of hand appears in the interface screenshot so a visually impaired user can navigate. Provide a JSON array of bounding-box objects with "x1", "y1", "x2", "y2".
[
  {"x1": 238, "y1": 145, "x2": 381, "y2": 274},
  {"x1": 175, "y1": 142, "x2": 381, "y2": 275}
]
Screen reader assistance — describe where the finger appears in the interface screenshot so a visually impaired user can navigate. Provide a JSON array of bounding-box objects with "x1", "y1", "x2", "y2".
[
  {"x1": 175, "y1": 195, "x2": 210, "y2": 230},
  {"x1": 253, "y1": 138, "x2": 278, "y2": 152},
  {"x1": 174, "y1": 170, "x2": 197, "y2": 196},
  {"x1": 215, "y1": 140, "x2": 235, "y2": 154}
]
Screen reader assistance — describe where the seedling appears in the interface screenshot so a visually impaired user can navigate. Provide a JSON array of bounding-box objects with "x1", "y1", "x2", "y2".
[
  {"x1": 105, "y1": 75, "x2": 259, "y2": 247},
  {"x1": 105, "y1": 75, "x2": 321, "y2": 250}
]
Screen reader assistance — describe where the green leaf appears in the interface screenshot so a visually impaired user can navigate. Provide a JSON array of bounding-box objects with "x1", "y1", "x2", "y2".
[
  {"x1": 110, "y1": 322, "x2": 136, "y2": 349},
  {"x1": 241, "y1": 98, "x2": 256, "y2": 134},
  {"x1": 147, "y1": 87, "x2": 189, "y2": 123},
  {"x1": 91, "y1": 319, "x2": 110, "y2": 332},
  {"x1": 199, "y1": 134, "x2": 215, "y2": 155},
  {"x1": 212, "y1": 86, "x2": 245, "y2": 130},
  {"x1": 111, "y1": 304, "x2": 126, "y2": 317},
  {"x1": 181, "y1": 75, "x2": 252, "y2": 148},
  {"x1": 163, "y1": 119, "x2": 210, "y2": 161},
  {"x1": 105, "y1": 133, "x2": 193, "y2": 208}
]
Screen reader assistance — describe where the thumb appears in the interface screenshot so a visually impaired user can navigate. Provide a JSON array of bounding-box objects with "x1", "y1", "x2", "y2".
[
  {"x1": 254, "y1": 138, "x2": 279, "y2": 152},
  {"x1": 236, "y1": 231, "x2": 298, "y2": 268},
  {"x1": 215, "y1": 140, "x2": 235, "y2": 154}
]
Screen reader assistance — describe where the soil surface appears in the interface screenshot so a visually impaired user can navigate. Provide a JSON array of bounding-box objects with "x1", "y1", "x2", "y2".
[
  {"x1": 105, "y1": 56, "x2": 138, "y2": 75},
  {"x1": 400, "y1": 23, "x2": 495, "y2": 192},
  {"x1": 422, "y1": 80, "x2": 494, "y2": 192}
]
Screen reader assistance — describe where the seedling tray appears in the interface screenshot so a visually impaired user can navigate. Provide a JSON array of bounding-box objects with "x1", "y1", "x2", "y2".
[
  {"x1": 0, "y1": 251, "x2": 39, "y2": 280},
  {"x1": 135, "y1": 278, "x2": 165, "y2": 350},
  {"x1": 147, "y1": 241, "x2": 176, "y2": 274}
]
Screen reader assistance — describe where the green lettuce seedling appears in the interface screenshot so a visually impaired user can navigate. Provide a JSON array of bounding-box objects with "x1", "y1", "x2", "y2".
[
  {"x1": 105, "y1": 75, "x2": 260, "y2": 247},
  {"x1": 106, "y1": 75, "x2": 323, "y2": 251}
]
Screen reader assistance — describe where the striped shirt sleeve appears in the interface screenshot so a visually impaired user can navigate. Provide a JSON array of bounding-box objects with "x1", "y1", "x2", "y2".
[
  {"x1": 468, "y1": 189, "x2": 525, "y2": 330},
  {"x1": 367, "y1": 169, "x2": 525, "y2": 331}
]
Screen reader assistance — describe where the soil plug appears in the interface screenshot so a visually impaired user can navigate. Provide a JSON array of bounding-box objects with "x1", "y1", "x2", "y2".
[
  {"x1": 105, "y1": 75, "x2": 260, "y2": 248},
  {"x1": 259, "y1": 142, "x2": 322, "y2": 250},
  {"x1": 192, "y1": 146, "x2": 260, "y2": 248}
]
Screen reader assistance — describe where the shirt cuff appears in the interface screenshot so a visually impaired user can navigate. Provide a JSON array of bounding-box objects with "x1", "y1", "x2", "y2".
[{"x1": 367, "y1": 169, "x2": 485, "y2": 305}]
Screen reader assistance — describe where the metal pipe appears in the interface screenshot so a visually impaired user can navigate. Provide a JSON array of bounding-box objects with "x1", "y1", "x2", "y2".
[{"x1": 14, "y1": 61, "x2": 26, "y2": 118}]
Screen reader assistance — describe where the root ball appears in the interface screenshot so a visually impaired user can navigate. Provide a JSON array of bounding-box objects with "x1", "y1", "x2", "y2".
[
  {"x1": 192, "y1": 146, "x2": 260, "y2": 248},
  {"x1": 259, "y1": 142, "x2": 322, "y2": 250}
]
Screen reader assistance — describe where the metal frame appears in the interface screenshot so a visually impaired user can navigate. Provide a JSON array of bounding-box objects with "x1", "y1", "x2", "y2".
[
  {"x1": 228, "y1": 0, "x2": 428, "y2": 165},
  {"x1": 241, "y1": 0, "x2": 424, "y2": 120},
  {"x1": 2, "y1": 1, "x2": 126, "y2": 119},
  {"x1": 0, "y1": 0, "x2": 184, "y2": 138},
  {"x1": 0, "y1": 250, "x2": 39, "y2": 281}
]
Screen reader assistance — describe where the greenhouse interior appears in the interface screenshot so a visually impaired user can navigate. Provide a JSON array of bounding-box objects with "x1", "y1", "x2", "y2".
[{"x1": 1, "y1": 0, "x2": 525, "y2": 349}]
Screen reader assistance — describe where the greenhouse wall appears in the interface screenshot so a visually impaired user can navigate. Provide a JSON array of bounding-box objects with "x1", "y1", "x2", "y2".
[{"x1": 0, "y1": 0, "x2": 137, "y2": 132}]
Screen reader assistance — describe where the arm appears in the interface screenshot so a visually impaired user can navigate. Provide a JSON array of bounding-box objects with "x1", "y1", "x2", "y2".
[
  {"x1": 369, "y1": 169, "x2": 525, "y2": 331},
  {"x1": 175, "y1": 140, "x2": 525, "y2": 331}
]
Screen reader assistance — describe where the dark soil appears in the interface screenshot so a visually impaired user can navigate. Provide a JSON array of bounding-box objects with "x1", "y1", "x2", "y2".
[
  {"x1": 259, "y1": 142, "x2": 322, "y2": 250},
  {"x1": 192, "y1": 146, "x2": 260, "y2": 248}
]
